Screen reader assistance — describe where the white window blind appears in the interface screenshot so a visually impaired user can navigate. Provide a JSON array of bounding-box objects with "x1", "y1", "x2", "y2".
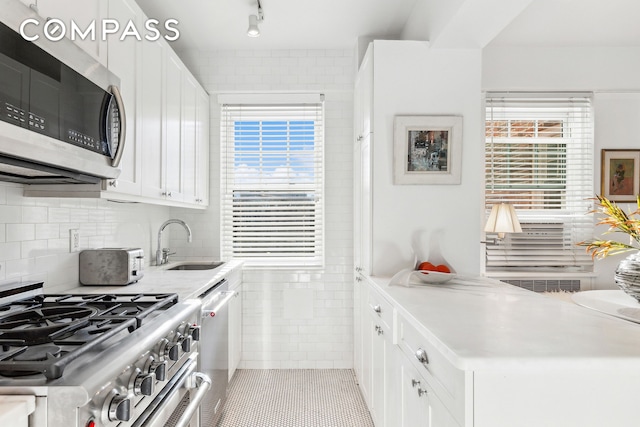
[
  {"x1": 220, "y1": 98, "x2": 324, "y2": 267},
  {"x1": 484, "y1": 93, "x2": 594, "y2": 273}
]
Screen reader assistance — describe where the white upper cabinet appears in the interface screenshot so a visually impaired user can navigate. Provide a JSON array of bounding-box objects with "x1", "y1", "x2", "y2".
[
  {"x1": 19, "y1": 0, "x2": 108, "y2": 66},
  {"x1": 23, "y1": 0, "x2": 211, "y2": 209}
]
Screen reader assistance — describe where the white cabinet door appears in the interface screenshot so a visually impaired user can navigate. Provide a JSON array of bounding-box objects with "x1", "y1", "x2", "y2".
[
  {"x1": 181, "y1": 72, "x2": 198, "y2": 204},
  {"x1": 354, "y1": 45, "x2": 373, "y2": 139},
  {"x1": 228, "y1": 284, "x2": 242, "y2": 381},
  {"x1": 163, "y1": 49, "x2": 184, "y2": 202},
  {"x1": 370, "y1": 313, "x2": 388, "y2": 427},
  {"x1": 354, "y1": 135, "x2": 372, "y2": 275},
  {"x1": 139, "y1": 37, "x2": 165, "y2": 199},
  {"x1": 353, "y1": 275, "x2": 364, "y2": 392},
  {"x1": 398, "y1": 353, "x2": 460, "y2": 427},
  {"x1": 194, "y1": 86, "x2": 210, "y2": 206},
  {"x1": 20, "y1": 0, "x2": 108, "y2": 65},
  {"x1": 104, "y1": 0, "x2": 141, "y2": 195}
]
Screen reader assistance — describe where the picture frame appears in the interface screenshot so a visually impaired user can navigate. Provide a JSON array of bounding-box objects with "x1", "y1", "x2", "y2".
[
  {"x1": 601, "y1": 149, "x2": 640, "y2": 202},
  {"x1": 393, "y1": 115, "x2": 462, "y2": 185}
]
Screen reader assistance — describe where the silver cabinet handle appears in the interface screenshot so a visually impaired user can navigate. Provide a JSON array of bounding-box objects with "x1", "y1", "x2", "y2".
[
  {"x1": 373, "y1": 305, "x2": 381, "y2": 313},
  {"x1": 415, "y1": 348, "x2": 429, "y2": 364}
]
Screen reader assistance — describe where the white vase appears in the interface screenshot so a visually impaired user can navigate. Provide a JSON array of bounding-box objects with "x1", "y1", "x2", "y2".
[{"x1": 614, "y1": 251, "x2": 640, "y2": 302}]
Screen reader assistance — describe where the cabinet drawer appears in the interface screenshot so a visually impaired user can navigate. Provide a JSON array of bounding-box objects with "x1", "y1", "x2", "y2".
[
  {"x1": 398, "y1": 314, "x2": 466, "y2": 425},
  {"x1": 367, "y1": 286, "x2": 393, "y2": 329}
]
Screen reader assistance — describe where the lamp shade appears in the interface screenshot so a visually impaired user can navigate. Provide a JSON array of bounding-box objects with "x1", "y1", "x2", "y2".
[{"x1": 484, "y1": 203, "x2": 522, "y2": 239}]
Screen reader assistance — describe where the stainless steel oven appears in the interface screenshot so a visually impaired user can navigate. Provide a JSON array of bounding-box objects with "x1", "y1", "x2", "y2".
[{"x1": 0, "y1": 282, "x2": 210, "y2": 427}]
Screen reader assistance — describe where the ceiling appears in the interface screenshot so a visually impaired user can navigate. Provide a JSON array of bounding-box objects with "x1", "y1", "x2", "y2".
[{"x1": 134, "y1": 0, "x2": 640, "y2": 52}]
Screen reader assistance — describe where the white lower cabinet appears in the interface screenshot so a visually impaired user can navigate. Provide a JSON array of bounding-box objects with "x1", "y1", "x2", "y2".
[
  {"x1": 396, "y1": 350, "x2": 459, "y2": 427},
  {"x1": 356, "y1": 277, "x2": 462, "y2": 427}
]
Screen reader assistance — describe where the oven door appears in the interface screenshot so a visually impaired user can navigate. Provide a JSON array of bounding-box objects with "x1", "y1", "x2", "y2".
[{"x1": 132, "y1": 356, "x2": 211, "y2": 427}]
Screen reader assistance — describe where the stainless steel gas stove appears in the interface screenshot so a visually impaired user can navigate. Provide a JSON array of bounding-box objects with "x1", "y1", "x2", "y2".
[{"x1": 0, "y1": 281, "x2": 209, "y2": 427}]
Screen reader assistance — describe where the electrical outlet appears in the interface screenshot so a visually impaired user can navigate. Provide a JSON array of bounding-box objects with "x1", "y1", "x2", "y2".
[{"x1": 70, "y1": 229, "x2": 80, "y2": 252}]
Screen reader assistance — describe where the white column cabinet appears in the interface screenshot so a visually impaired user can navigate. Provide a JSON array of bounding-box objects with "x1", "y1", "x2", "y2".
[{"x1": 227, "y1": 267, "x2": 243, "y2": 381}]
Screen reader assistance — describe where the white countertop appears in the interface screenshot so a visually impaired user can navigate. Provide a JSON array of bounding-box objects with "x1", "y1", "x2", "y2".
[
  {"x1": 369, "y1": 275, "x2": 640, "y2": 371},
  {"x1": 65, "y1": 260, "x2": 243, "y2": 300}
]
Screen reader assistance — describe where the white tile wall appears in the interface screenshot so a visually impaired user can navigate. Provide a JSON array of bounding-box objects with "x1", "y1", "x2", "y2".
[
  {"x1": 0, "y1": 182, "x2": 170, "y2": 291},
  {"x1": 171, "y1": 49, "x2": 356, "y2": 368}
]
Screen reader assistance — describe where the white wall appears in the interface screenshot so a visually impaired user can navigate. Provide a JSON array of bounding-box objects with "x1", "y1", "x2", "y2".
[
  {"x1": 0, "y1": 182, "x2": 170, "y2": 292},
  {"x1": 368, "y1": 41, "x2": 483, "y2": 277},
  {"x1": 483, "y1": 45, "x2": 640, "y2": 289},
  {"x1": 172, "y1": 48, "x2": 355, "y2": 368}
]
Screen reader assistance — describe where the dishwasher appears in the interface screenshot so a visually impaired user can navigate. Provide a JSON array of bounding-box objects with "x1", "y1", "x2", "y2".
[{"x1": 199, "y1": 279, "x2": 235, "y2": 427}]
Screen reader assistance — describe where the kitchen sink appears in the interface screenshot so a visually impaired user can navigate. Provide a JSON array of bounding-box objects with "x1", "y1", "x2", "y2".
[{"x1": 165, "y1": 261, "x2": 225, "y2": 271}]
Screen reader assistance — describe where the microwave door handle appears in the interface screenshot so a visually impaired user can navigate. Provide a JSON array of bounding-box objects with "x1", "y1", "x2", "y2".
[{"x1": 109, "y1": 85, "x2": 126, "y2": 168}]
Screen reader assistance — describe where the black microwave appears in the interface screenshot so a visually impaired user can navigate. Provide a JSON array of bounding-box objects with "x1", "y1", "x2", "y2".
[{"x1": 0, "y1": 19, "x2": 125, "y2": 184}]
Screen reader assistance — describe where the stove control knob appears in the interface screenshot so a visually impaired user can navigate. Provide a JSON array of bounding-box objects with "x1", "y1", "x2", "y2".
[
  {"x1": 151, "y1": 361, "x2": 168, "y2": 381},
  {"x1": 108, "y1": 394, "x2": 131, "y2": 422},
  {"x1": 134, "y1": 372, "x2": 155, "y2": 396},
  {"x1": 156, "y1": 338, "x2": 170, "y2": 362},
  {"x1": 181, "y1": 335, "x2": 192, "y2": 352},
  {"x1": 167, "y1": 343, "x2": 180, "y2": 361},
  {"x1": 188, "y1": 324, "x2": 201, "y2": 341}
]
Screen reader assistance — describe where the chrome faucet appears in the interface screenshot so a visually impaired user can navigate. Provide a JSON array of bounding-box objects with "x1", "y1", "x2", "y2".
[{"x1": 156, "y1": 219, "x2": 192, "y2": 265}]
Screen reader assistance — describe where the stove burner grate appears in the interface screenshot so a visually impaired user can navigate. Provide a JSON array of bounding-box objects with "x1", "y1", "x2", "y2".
[{"x1": 0, "y1": 293, "x2": 178, "y2": 379}]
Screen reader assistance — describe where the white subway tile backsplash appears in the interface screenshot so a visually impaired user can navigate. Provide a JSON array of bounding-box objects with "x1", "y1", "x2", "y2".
[
  {"x1": 6, "y1": 224, "x2": 35, "y2": 242},
  {"x1": 0, "y1": 182, "x2": 171, "y2": 289}
]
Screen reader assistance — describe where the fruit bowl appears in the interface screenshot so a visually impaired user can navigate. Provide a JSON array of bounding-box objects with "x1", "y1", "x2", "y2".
[{"x1": 412, "y1": 270, "x2": 456, "y2": 284}]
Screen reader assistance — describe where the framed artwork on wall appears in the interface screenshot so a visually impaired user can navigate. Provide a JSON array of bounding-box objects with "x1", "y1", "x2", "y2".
[
  {"x1": 601, "y1": 149, "x2": 640, "y2": 202},
  {"x1": 393, "y1": 115, "x2": 462, "y2": 185}
]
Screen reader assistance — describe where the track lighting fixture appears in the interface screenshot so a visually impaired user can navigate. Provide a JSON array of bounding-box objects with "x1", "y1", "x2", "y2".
[{"x1": 247, "y1": 0, "x2": 264, "y2": 37}]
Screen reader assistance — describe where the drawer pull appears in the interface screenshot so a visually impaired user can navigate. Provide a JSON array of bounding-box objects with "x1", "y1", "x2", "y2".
[
  {"x1": 373, "y1": 305, "x2": 381, "y2": 313},
  {"x1": 411, "y1": 379, "x2": 420, "y2": 388},
  {"x1": 417, "y1": 387, "x2": 427, "y2": 397},
  {"x1": 415, "y1": 348, "x2": 429, "y2": 364}
]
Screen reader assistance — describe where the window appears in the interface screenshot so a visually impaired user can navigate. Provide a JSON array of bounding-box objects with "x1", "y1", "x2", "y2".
[
  {"x1": 220, "y1": 95, "x2": 324, "y2": 267},
  {"x1": 484, "y1": 93, "x2": 594, "y2": 273}
]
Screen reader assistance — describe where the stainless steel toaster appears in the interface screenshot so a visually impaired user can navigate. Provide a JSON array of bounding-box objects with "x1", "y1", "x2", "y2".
[{"x1": 79, "y1": 248, "x2": 144, "y2": 286}]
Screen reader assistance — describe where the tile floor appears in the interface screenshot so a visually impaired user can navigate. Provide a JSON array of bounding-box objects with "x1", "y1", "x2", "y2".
[{"x1": 215, "y1": 369, "x2": 375, "y2": 427}]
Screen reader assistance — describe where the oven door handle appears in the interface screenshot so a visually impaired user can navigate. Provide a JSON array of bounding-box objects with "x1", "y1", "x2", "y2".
[
  {"x1": 173, "y1": 372, "x2": 212, "y2": 427},
  {"x1": 201, "y1": 291, "x2": 235, "y2": 318},
  {"x1": 132, "y1": 355, "x2": 210, "y2": 427}
]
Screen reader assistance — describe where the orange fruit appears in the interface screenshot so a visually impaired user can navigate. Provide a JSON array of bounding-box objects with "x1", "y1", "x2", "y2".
[
  {"x1": 418, "y1": 262, "x2": 436, "y2": 271},
  {"x1": 435, "y1": 264, "x2": 451, "y2": 273}
]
